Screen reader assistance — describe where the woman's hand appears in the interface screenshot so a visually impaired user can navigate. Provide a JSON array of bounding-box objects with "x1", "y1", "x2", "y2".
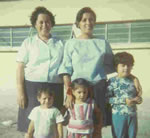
[
  {"x1": 16, "y1": 62, "x2": 27, "y2": 109},
  {"x1": 17, "y1": 88, "x2": 27, "y2": 109},
  {"x1": 65, "y1": 94, "x2": 74, "y2": 109},
  {"x1": 63, "y1": 75, "x2": 74, "y2": 108}
]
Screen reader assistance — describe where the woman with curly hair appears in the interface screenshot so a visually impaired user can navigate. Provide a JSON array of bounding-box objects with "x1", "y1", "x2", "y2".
[{"x1": 16, "y1": 6, "x2": 64, "y2": 133}]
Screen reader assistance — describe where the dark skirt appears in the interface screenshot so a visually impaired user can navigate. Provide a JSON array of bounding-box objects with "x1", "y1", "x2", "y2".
[
  {"x1": 17, "y1": 80, "x2": 64, "y2": 132},
  {"x1": 92, "y1": 79, "x2": 112, "y2": 127}
]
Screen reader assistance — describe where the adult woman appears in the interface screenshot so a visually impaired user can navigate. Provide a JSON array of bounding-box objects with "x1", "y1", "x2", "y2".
[
  {"x1": 16, "y1": 6, "x2": 64, "y2": 132},
  {"x1": 58, "y1": 7, "x2": 115, "y2": 126}
]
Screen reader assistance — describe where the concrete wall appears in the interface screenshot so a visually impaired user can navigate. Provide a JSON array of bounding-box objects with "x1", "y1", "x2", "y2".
[
  {"x1": 0, "y1": 44, "x2": 150, "y2": 99},
  {"x1": 0, "y1": 0, "x2": 149, "y2": 102},
  {"x1": 0, "y1": 0, "x2": 150, "y2": 26}
]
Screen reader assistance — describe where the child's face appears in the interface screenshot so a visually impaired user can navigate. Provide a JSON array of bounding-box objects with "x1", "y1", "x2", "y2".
[
  {"x1": 72, "y1": 86, "x2": 88, "y2": 103},
  {"x1": 38, "y1": 92, "x2": 54, "y2": 109},
  {"x1": 117, "y1": 63, "x2": 133, "y2": 77}
]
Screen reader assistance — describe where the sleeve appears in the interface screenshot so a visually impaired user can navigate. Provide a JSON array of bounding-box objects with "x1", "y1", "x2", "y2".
[
  {"x1": 16, "y1": 38, "x2": 29, "y2": 64},
  {"x1": 103, "y1": 40, "x2": 115, "y2": 75},
  {"x1": 58, "y1": 40, "x2": 74, "y2": 75},
  {"x1": 28, "y1": 107, "x2": 37, "y2": 121},
  {"x1": 56, "y1": 39, "x2": 65, "y2": 69},
  {"x1": 55, "y1": 109, "x2": 64, "y2": 123}
]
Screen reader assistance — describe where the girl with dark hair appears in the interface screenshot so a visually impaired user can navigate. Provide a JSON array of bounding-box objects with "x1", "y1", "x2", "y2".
[{"x1": 65, "y1": 78, "x2": 102, "y2": 138}]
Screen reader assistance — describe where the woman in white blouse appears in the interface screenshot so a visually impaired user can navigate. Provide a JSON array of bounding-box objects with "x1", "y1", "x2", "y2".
[{"x1": 16, "y1": 6, "x2": 64, "y2": 133}]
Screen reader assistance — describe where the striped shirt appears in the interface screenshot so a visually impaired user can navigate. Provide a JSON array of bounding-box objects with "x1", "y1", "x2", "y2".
[{"x1": 67, "y1": 98, "x2": 94, "y2": 135}]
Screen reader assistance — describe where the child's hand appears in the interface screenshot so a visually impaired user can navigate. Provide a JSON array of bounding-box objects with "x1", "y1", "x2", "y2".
[
  {"x1": 125, "y1": 98, "x2": 135, "y2": 106},
  {"x1": 132, "y1": 96, "x2": 143, "y2": 104}
]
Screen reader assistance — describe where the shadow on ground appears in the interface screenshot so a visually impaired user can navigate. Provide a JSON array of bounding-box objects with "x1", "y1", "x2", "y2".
[{"x1": 0, "y1": 90, "x2": 150, "y2": 138}]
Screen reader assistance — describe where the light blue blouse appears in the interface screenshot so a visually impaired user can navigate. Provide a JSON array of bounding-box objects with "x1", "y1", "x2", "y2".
[
  {"x1": 16, "y1": 35, "x2": 64, "y2": 83},
  {"x1": 58, "y1": 38, "x2": 114, "y2": 83}
]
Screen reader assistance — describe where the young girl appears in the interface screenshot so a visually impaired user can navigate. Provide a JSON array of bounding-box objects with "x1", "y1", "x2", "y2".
[
  {"x1": 25, "y1": 88, "x2": 64, "y2": 138},
  {"x1": 106, "y1": 52, "x2": 142, "y2": 138},
  {"x1": 64, "y1": 78, "x2": 102, "y2": 138}
]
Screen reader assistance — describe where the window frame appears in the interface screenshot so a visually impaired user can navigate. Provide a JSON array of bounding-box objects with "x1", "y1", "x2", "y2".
[{"x1": 0, "y1": 19, "x2": 150, "y2": 52}]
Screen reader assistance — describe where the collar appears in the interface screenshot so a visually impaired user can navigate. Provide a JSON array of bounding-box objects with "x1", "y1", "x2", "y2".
[{"x1": 35, "y1": 34, "x2": 54, "y2": 44}]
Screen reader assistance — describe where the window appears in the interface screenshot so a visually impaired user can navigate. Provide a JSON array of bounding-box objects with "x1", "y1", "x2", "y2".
[
  {"x1": 131, "y1": 21, "x2": 150, "y2": 42},
  {"x1": 51, "y1": 24, "x2": 72, "y2": 40},
  {"x1": 0, "y1": 20, "x2": 150, "y2": 48},
  {"x1": 0, "y1": 27, "x2": 31, "y2": 47},
  {"x1": 0, "y1": 28, "x2": 11, "y2": 46},
  {"x1": 107, "y1": 23, "x2": 129, "y2": 43}
]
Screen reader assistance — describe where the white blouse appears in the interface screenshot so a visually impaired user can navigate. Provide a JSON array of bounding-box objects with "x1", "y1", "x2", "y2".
[{"x1": 16, "y1": 35, "x2": 64, "y2": 83}]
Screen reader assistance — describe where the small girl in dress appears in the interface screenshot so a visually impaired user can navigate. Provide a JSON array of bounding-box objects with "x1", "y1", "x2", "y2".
[
  {"x1": 25, "y1": 87, "x2": 64, "y2": 138},
  {"x1": 64, "y1": 78, "x2": 102, "y2": 138}
]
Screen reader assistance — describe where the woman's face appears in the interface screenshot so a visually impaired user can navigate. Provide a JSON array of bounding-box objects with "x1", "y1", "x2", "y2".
[
  {"x1": 78, "y1": 12, "x2": 95, "y2": 36},
  {"x1": 35, "y1": 13, "x2": 52, "y2": 38}
]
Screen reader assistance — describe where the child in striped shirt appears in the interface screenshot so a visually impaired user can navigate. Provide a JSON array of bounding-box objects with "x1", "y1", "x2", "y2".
[{"x1": 64, "y1": 78, "x2": 102, "y2": 138}]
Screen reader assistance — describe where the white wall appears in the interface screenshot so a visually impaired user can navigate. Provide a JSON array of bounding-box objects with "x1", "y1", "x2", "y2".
[
  {"x1": 0, "y1": 0, "x2": 150, "y2": 26},
  {"x1": 0, "y1": 45, "x2": 150, "y2": 99},
  {"x1": 0, "y1": 0, "x2": 149, "y2": 101}
]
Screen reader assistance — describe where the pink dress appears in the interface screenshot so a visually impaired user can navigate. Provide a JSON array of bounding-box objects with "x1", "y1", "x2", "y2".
[{"x1": 67, "y1": 98, "x2": 94, "y2": 138}]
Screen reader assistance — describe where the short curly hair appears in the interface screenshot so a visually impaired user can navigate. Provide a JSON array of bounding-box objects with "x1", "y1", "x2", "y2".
[
  {"x1": 114, "y1": 52, "x2": 134, "y2": 68},
  {"x1": 37, "y1": 87, "x2": 54, "y2": 98},
  {"x1": 30, "y1": 6, "x2": 55, "y2": 28},
  {"x1": 75, "y1": 7, "x2": 96, "y2": 28}
]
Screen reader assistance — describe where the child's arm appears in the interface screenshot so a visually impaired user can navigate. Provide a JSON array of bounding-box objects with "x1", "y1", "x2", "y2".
[
  {"x1": 92, "y1": 104, "x2": 103, "y2": 138},
  {"x1": 25, "y1": 120, "x2": 34, "y2": 138},
  {"x1": 133, "y1": 76, "x2": 142, "y2": 97},
  {"x1": 129, "y1": 75, "x2": 143, "y2": 104},
  {"x1": 57, "y1": 123, "x2": 63, "y2": 138},
  {"x1": 129, "y1": 74, "x2": 142, "y2": 97}
]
